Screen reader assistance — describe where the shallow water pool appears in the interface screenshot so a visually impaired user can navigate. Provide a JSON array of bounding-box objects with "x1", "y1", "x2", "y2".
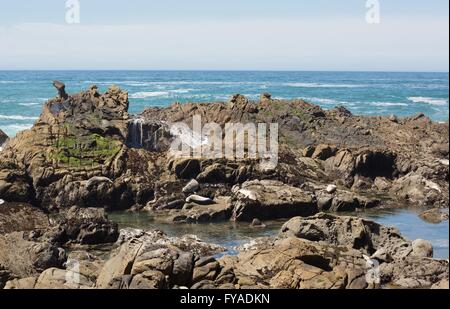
[{"x1": 108, "y1": 208, "x2": 449, "y2": 259}]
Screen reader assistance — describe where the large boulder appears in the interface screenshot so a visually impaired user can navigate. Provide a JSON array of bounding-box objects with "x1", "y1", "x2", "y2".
[
  {"x1": 0, "y1": 203, "x2": 49, "y2": 234},
  {"x1": 390, "y1": 173, "x2": 446, "y2": 207},
  {"x1": 219, "y1": 237, "x2": 369, "y2": 289},
  {"x1": 97, "y1": 229, "x2": 224, "y2": 289},
  {"x1": 0, "y1": 84, "x2": 131, "y2": 210},
  {"x1": 3, "y1": 277, "x2": 37, "y2": 289},
  {"x1": 280, "y1": 213, "x2": 412, "y2": 260},
  {"x1": 32, "y1": 267, "x2": 93, "y2": 289},
  {"x1": 0, "y1": 232, "x2": 66, "y2": 282},
  {"x1": 380, "y1": 257, "x2": 448, "y2": 289},
  {"x1": 316, "y1": 190, "x2": 380, "y2": 212},
  {"x1": 419, "y1": 208, "x2": 449, "y2": 224},
  {"x1": 172, "y1": 196, "x2": 233, "y2": 224},
  {"x1": 231, "y1": 180, "x2": 318, "y2": 221},
  {"x1": 0, "y1": 170, "x2": 34, "y2": 203},
  {"x1": 53, "y1": 207, "x2": 119, "y2": 245}
]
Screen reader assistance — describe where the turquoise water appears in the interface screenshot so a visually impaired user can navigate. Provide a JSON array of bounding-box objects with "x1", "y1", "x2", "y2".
[
  {"x1": 0, "y1": 71, "x2": 448, "y2": 137},
  {"x1": 360, "y1": 209, "x2": 449, "y2": 260},
  {"x1": 108, "y1": 209, "x2": 449, "y2": 259}
]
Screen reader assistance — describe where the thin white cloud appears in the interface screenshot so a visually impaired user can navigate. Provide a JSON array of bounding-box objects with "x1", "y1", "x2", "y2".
[{"x1": 0, "y1": 17, "x2": 448, "y2": 71}]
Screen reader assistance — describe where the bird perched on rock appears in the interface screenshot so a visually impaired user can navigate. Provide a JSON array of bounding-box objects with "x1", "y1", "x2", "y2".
[{"x1": 53, "y1": 80, "x2": 68, "y2": 99}]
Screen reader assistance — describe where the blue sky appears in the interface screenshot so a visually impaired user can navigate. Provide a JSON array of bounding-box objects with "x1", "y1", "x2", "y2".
[{"x1": 0, "y1": 0, "x2": 448, "y2": 71}]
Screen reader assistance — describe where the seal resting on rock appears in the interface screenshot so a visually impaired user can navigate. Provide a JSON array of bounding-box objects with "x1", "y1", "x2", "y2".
[{"x1": 185, "y1": 195, "x2": 214, "y2": 205}]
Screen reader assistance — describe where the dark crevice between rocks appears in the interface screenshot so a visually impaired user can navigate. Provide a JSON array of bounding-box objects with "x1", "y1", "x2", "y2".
[
  {"x1": 298, "y1": 255, "x2": 333, "y2": 272},
  {"x1": 355, "y1": 151, "x2": 397, "y2": 179}
]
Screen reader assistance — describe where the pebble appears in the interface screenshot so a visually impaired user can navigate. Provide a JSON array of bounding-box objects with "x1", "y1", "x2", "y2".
[
  {"x1": 182, "y1": 179, "x2": 199, "y2": 194},
  {"x1": 439, "y1": 159, "x2": 449, "y2": 166},
  {"x1": 326, "y1": 185, "x2": 337, "y2": 194}
]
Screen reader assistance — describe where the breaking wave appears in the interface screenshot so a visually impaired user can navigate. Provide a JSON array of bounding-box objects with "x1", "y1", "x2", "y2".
[
  {"x1": 408, "y1": 97, "x2": 448, "y2": 106},
  {"x1": 0, "y1": 114, "x2": 38, "y2": 120}
]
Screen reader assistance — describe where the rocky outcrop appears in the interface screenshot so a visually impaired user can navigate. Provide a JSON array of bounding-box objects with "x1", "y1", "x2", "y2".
[
  {"x1": 419, "y1": 208, "x2": 449, "y2": 224},
  {"x1": 0, "y1": 205, "x2": 119, "y2": 288},
  {"x1": 1, "y1": 85, "x2": 448, "y2": 219},
  {"x1": 172, "y1": 196, "x2": 233, "y2": 224},
  {"x1": 2, "y1": 84, "x2": 447, "y2": 290},
  {"x1": 0, "y1": 203, "x2": 49, "y2": 234},
  {"x1": 0, "y1": 130, "x2": 7, "y2": 148},
  {"x1": 96, "y1": 229, "x2": 224, "y2": 289},
  {"x1": 316, "y1": 189, "x2": 380, "y2": 212},
  {"x1": 231, "y1": 180, "x2": 318, "y2": 221},
  {"x1": 0, "y1": 84, "x2": 141, "y2": 210},
  {"x1": 191, "y1": 214, "x2": 448, "y2": 289},
  {"x1": 51, "y1": 207, "x2": 119, "y2": 245},
  {"x1": 0, "y1": 232, "x2": 66, "y2": 287},
  {"x1": 4, "y1": 213, "x2": 448, "y2": 290},
  {"x1": 280, "y1": 213, "x2": 412, "y2": 260},
  {"x1": 53, "y1": 81, "x2": 68, "y2": 100}
]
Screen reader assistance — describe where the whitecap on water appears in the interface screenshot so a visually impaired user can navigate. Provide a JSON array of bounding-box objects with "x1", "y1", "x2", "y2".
[
  {"x1": 0, "y1": 124, "x2": 34, "y2": 136},
  {"x1": 408, "y1": 97, "x2": 449, "y2": 106},
  {"x1": 370, "y1": 102, "x2": 409, "y2": 107},
  {"x1": 304, "y1": 97, "x2": 338, "y2": 104},
  {"x1": 130, "y1": 91, "x2": 169, "y2": 99},
  {"x1": 18, "y1": 102, "x2": 41, "y2": 107},
  {"x1": 0, "y1": 114, "x2": 38, "y2": 120},
  {"x1": 285, "y1": 82, "x2": 367, "y2": 88}
]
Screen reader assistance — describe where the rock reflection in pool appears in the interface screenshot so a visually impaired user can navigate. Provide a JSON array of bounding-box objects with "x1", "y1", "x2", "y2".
[
  {"x1": 359, "y1": 208, "x2": 449, "y2": 260},
  {"x1": 108, "y1": 208, "x2": 449, "y2": 259},
  {"x1": 107, "y1": 211, "x2": 284, "y2": 255}
]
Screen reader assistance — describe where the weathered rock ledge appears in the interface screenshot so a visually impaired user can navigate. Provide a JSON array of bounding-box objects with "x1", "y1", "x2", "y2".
[
  {"x1": 1, "y1": 83, "x2": 447, "y2": 223},
  {"x1": 2, "y1": 213, "x2": 448, "y2": 289}
]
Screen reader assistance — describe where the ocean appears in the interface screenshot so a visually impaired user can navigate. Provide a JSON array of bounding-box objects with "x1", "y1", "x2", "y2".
[{"x1": 0, "y1": 70, "x2": 448, "y2": 137}]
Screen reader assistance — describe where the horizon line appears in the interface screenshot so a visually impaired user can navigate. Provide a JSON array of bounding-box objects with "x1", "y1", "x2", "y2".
[{"x1": 0, "y1": 69, "x2": 449, "y2": 74}]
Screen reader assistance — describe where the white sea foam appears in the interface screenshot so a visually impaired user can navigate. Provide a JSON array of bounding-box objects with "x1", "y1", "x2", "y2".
[
  {"x1": 0, "y1": 99, "x2": 16, "y2": 103},
  {"x1": 304, "y1": 97, "x2": 338, "y2": 104},
  {"x1": 0, "y1": 124, "x2": 33, "y2": 136},
  {"x1": 285, "y1": 82, "x2": 366, "y2": 88},
  {"x1": 0, "y1": 81, "x2": 26, "y2": 84},
  {"x1": 85, "y1": 80, "x2": 264, "y2": 86},
  {"x1": 130, "y1": 89, "x2": 198, "y2": 98},
  {"x1": 370, "y1": 102, "x2": 409, "y2": 107},
  {"x1": 0, "y1": 114, "x2": 38, "y2": 120},
  {"x1": 18, "y1": 102, "x2": 41, "y2": 107},
  {"x1": 170, "y1": 88, "x2": 195, "y2": 94},
  {"x1": 130, "y1": 91, "x2": 169, "y2": 99},
  {"x1": 408, "y1": 97, "x2": 448, "y2": 106}
]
